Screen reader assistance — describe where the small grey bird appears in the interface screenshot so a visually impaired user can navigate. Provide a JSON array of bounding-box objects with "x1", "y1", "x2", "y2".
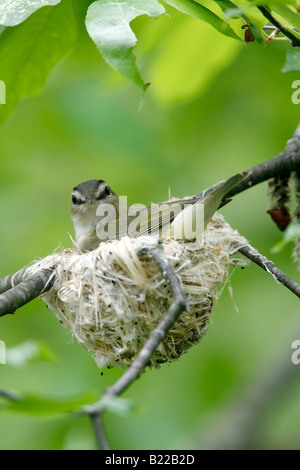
[{"x1": 71, "y1": 173, "x2": 248, "y2": 252}]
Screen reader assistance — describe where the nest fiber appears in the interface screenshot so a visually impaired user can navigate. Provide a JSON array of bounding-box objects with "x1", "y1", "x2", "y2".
[{"x1": 33, "y1": 214, "x2": 248, "y2": 369}]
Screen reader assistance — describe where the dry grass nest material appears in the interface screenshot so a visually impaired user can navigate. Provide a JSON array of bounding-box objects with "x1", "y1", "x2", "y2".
[{"x1": 33, "y1": 214, "x2": 249, "y2": 369}]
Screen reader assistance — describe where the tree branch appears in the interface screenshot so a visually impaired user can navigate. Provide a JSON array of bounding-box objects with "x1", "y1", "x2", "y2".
[
  {"x1": 0, "y1": 267, "x2": 55, "y2": 317},
  {"x1": 0, "y1": 265, "x2": 32, "y2": 295},
  {"x1": 0, "y1": 389, "x2": 22, "y2": 401},
  {"x1": 104, "y1": 246, "x2": 188, "y2": 398},
  {"x1": 81, "y1": 245, "x2": 188, "y2": 416},
  {"x1": 89, "y1": 412, "x2": 110, "y2": 450},
  {"x1": 257, "y1": 6, "x2": 300, "y2": 47},
  {"x1": 239, "y1": 245, "x2": 300, "y2": 299},
  {"x1": 200, "y1": 125, "x2": 300, "y2": 200}
]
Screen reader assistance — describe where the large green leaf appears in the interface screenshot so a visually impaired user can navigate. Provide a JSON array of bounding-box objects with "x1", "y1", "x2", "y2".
[
  {"x1": 0, "y1": 0, "x2": 61, "y2": 26},
  {"x1": 0, "y1": 0, "x2": 76, "y2": 124},
  {"x1": 164, "y1": 0, "x2": 241, "y2": 40},
  {"x1": 1, "y1": 391, "x2": 99, "y2": 416},
  {"x1": 230, "y1": 0, "x2": 267, "y2": 34},
  {"x1": 271, "y1": 224, "x2": 300, "y2": 253},
  {"x1": 85, "y1": 0, "x2": 165, "y2": 90},
  {"x1": 271, "y1": 4, "x2": 300, "y2": 32},
  {"x1": 282, "y1": 49, "x2": 300, "y2": 72},
  {"x1": 6, "y1": 339, "x2": 55, "y2": 367},
  {"x1": 255, "y1": 0, "x2": 297, "y2": 5},
  {"x1": 83, "y1": 395, "x2": 134, "y2": 416},
  {"x1": 149, "y1": 15, "x2": 241, "y2": 105},
  {"x1": 215, "y1": 0, "x2": 241, "y2": 11}
]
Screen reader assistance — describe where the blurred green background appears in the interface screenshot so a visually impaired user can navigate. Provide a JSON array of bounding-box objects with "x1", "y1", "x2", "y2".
[{"x1": 1, "y1": 3, "x2": 300, "y2": 450}]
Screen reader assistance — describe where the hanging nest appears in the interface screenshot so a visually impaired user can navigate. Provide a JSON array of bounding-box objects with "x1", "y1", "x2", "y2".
[{"x1": 29, "y1": 214, "x2": 248, "y2": 369}]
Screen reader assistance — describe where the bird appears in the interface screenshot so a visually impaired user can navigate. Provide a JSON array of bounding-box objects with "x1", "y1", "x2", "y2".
[{"x1": 71, "y1": 172, "x2": 248, "y2": 252}]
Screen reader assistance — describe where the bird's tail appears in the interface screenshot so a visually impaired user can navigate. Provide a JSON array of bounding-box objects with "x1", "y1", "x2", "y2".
[
  {"x1": 202, "y1": 171, "x2": 249, "y2": 227},
  {"x1": 163, "y1": 171, "x2": 249, "y2": 240}
]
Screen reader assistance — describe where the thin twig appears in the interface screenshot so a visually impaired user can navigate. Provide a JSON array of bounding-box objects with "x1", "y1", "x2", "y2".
[
  {"x1": 258, "y1": 5, "x2": 300, "y2": 47},
  {"x1": 0, "y1": 389, "x2": 22, "y2": 401},
  {"x1": 200, "y1": 132, "x2": 300, "y2": 201},
  {"x1": 89, "y1": 412, "x2": 110, "y2": 450},
  {"x1": 104, "y1": 246, "x2": 189, "y2": 398},
  {"x1": 239, "y1": 244, "x2": 300, "y2": 298},
  {"x1": 82, "y1": 245, "x2": 188, "y2": 415}
]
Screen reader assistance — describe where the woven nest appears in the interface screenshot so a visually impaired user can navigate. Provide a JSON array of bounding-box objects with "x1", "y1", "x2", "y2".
[{"x1": 32, "y1": 214, "x2": 248, "y2": 369}]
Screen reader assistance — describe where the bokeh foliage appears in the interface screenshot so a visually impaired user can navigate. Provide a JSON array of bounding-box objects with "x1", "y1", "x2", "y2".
[
  {"x1": 1, "y1": 0, "x2": 300, "y2": 121},
  {"x1": 0, "y1": 0, "x2": 300, "y2": 450}
]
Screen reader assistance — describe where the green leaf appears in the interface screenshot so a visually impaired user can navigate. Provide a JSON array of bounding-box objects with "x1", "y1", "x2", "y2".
[
  {"x1": 149, "y1": 15, "x2": 241, "y2": 105},
  {"x1": 164, "y1": 0, "x2": 240, "y2": 40},
  {"x1": 215, "y1": 0, "x2": 240, "y2": 12},
  {"x1": 230, "y1": 0, "x2": 267, "y2": 34},
  {"x1": 282, "y1": 48, "x2": 300, "y2": 72},
  {"x1": 81, "y1": 395, "x2": 134, "y2": 417},
  {"x1": 218, "y1": 1, "x2": 266, "y2": 45},
  {"x1": 255, "y1": 0, "x2": 297, "y2": 4},
  {"x1": 270, "y1": 224, "x2": 300, "y2": 253},
  {"x1": 286, "y1": 25, "x2": 300, "y2": 39},
  {"x1": 224, "y1": 7, "x2": 246, "y2": 20},
  {"x1": 0, "y1": 0, "x2": 61, "y2": 26},
  {"x1": 85, "y1": 0, "x2": 165, "y2": 90},
  {"x1": 270, "y1": 4, "x2": 300, "y2": 32},
  {"x1": 0, "y1": 0, "x2": 77, "y2": 124},
  {"x1": 6, "y1": 339, "x2": 55, "y2": 367},
  {"x1": 97, "y1": 395, "x2": 134, "y2": 415},
  {"x1": 249, "y1": 23, "x2": 265, "y2": 45},
  {"x1": 3, "y1": 391, "x2": 99, "y2": 416}
]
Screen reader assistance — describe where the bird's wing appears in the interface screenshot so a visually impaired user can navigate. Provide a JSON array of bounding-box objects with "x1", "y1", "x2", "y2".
[{"x1": 124, "y1": 197, "x2": 199, "y2": 238}]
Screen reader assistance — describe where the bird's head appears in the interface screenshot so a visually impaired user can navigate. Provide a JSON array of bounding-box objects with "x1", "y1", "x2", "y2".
[{"x1": 71, "y1": 179, "x2": 119, "y2": 241}]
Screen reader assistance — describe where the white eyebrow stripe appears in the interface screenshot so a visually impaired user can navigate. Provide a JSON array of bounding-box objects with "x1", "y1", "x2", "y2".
[
  {"x1": 72, "y1": 189, "x2": 85, "y2": 203},
  {"x1": 94, "y1": 181, "x2": 107, "y2": 199}
]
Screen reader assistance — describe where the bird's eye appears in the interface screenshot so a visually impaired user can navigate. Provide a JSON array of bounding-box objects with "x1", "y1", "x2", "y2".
[
  {"x1": 72, "y1": 195, "x2": 78, "y2": 205},
  {"x1": 104, "y1": 186, "x2": 110, "y2": 196}
]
